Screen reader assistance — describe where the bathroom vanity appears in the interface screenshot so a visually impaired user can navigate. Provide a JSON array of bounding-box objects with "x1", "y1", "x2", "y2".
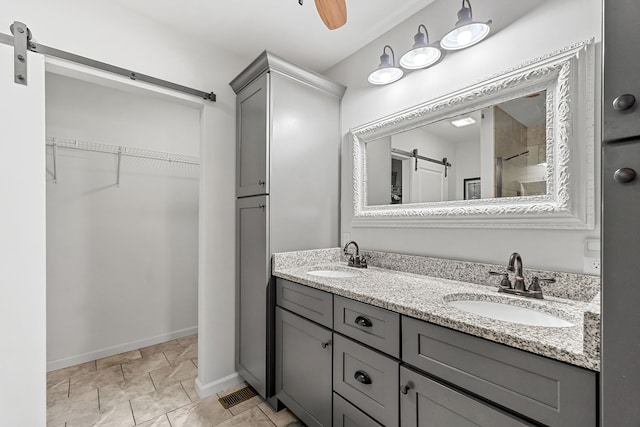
[{"x1": 271, "y1": 248, "x2": 600, "y2": 427}]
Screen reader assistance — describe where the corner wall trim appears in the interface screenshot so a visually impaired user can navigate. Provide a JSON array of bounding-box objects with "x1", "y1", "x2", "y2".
[
  {"x1": 46, "y1": 326, "x2": 198, "y2": 372},
  {"x1": 195, "y1": 372, "x2": 244, "y2": 399}
]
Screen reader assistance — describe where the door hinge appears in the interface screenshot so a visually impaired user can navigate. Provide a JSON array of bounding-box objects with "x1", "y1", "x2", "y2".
[{"x1": 10, "y1": 21, "x2": 31, "y2": 85}]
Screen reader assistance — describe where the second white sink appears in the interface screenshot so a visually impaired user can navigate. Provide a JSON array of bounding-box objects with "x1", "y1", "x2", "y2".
[
  {"x1": 448, "y1": 299, "x2": 574, "y2": 327},
  {"x1": 307, "y1": 269, "x2": 361, "y2": 278}
]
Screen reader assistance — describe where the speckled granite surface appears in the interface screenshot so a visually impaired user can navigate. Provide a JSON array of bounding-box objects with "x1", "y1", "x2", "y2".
[{"x1": 272, "y1": 248, "x2": 600, "y2": 371}]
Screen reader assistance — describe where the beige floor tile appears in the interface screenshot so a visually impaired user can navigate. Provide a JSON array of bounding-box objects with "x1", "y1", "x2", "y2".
[
  {"x1": 164, "y1": 343, "x2": 198, "y2": 366},
  {"x1": 47, "y1": 379, "x2": 70, "y2": 405},
  {"x1": 69, "y1": 365, "x2": 124, "y2": 396},
  {"x1": 96, "y1": 349, "x2": 142, "y2": 370},
  {"x1": 136, "y1": 414, "x2": 172, "y2": 427},
  {"x1": 122, "y1": 353, "x2": 169, "y2": 379},
  {"x1": 258, "y1": 402, "x2": 302, "y2": 427},
  {"x1": 215, "y1": 406, "x2": 275, "y2": 427},
  {"x1": 177, "y1": 334, "x2": 198, "y2": 348},
  {"x1": 181, "y1": 378, "x2": 201, "y2": 403},
  {"x1": 130, "y1": 383, "x2": 191, "y2": 424},
  {"x1": 217, "y1": 382, "x2": 249, "y2": 398},
  {"x1": 228, "y1": 395, "x2": 264, "y2": 416},
  {"x1": 139, "y1": 340, "x2": 181, "y2": 358},
  {"x1": 47, "y1": 361, "x2": 96, "y2": 388},
  {"x1": 65, "y1": 400, "x2": 134, "y2": 427},
  {"x1": 47, "y1": 388, "x2": 99, "y2": 426},
  {"x1": 166, "y1": 395, "x2": 233, "y2": 427},
  {"x1": 98, "y1": 373, "x2": 156, "y2": 409},
  {"x1": 150, "y1": 360, "x2": 197, "y2": 390}
]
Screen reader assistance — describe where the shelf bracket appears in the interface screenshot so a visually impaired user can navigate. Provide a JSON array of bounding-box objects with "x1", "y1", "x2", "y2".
[
  {"x1": 116, "y1": 146, "x2": 122, "y2": 187},
  {"x1": 52, "y1": 142, "x2": 58, "y2": 183},
  {"x1": 10, "y1": 21, "x2": 30, "y2": 85}
]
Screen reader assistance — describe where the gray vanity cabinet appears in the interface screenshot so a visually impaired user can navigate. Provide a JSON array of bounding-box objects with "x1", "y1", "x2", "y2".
[
  {"x1": 400, "y1": 366, "x2": 533, "y2": 427},
  {"x1": 231, "y1": 52, "x2": 345, "y2": 400},
  {"x1": 275, "y1": 307, "x2": 332, "y2": 427}
]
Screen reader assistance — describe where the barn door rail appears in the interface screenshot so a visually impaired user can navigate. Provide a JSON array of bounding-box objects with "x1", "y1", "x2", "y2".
[{"x1": 0, "y1": 21, "x2": 217, "y2": 101}]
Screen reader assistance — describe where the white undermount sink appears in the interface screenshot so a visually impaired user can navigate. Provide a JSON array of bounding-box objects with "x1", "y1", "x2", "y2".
[
  {"x1": 306, "y1": 269, "x2": 361, "y2": 278},
  {"x1": 448, "y1": 299, "x2": 574, "y2": 327}
]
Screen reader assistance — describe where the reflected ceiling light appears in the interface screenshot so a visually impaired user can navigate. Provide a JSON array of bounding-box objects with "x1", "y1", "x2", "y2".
[
  {"x1": 368, "y1": 45, "x2": 404, "y2": 85},
  {"x1": 451, "y1": 117, "x2": 476, "y2": 127},
  {"x1": 400, "y1": 24, "x2": 443, "y2": 70},
  {"x1": 441, "y1": 0, "x2": 492, "y2": 51}
]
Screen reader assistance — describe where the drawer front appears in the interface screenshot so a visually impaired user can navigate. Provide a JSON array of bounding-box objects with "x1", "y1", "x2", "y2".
[
  {"x1": 333, "y1": 393, "x2": 383, "y2": 427},
  {"x1": 334, "y1": 296, "x2": 400, "y2": 358},
  {"x1": 402, "y1": 316, "x2": 597, "y2": 427},
  {"x1": 400, "y1": 366, "x2": 533, "y2": 427},
  {"x1": 276, "y1": 279, "x2": 333, "y2": 328},
  {"x1": 333, "y1": 334, "x2": 399, "y2": 427}
]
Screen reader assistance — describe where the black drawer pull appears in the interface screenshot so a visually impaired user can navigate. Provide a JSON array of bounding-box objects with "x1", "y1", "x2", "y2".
[
  {"x1": 354, "y1": 316, "x2": 373, "y2": 327},
  {"x1": 354, "y1": 370, "x2": 372, "y2": 385},
  {"x1": 321, "y1": 341, "x2": 331, "y2": 349},
  {"x1": 400, "y1": 384, "x2": 410, "y2": 394}
]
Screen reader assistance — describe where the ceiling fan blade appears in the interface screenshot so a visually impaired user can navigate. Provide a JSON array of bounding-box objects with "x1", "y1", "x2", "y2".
[{"x1": 314, "y1": 0, "x2": 347, "y2": 30}]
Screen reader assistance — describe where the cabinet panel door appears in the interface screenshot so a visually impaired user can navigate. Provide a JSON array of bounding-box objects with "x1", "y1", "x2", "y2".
[
  {"x1": 276, "y1": 307, "x2": 332, "y2": 427},
  {"x1": 400, "y1": 367, "x2": 532, "y2": 427},
  {"x1": 237, "y1": 72, "x2": 269, "y2": 197},
  {"x1": 236, "y1": 195, "x2": 269, "y2": 396},
  {"x1": 334, "y1": 392, "x2": 383, "y2": 427},
  {"x1": 604, "y1": 0, "x2": 640, "y2": 142}
]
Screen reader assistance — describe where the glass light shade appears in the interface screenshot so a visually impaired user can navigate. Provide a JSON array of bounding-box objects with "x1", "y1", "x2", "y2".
[
  {"x1": 441, "y1": 21, "x2": 491, "y2": 50},
  {"x1": 400, "y1": 46, "x2": 441, "y2": 70},
  {"x1": 368, "y1": 66, "x2": 404, "y2": 85}
]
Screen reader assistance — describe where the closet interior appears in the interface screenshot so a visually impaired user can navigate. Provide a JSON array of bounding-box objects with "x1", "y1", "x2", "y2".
[{"x1": 45, "y1": 70, "x2": 201, "y2": 371}]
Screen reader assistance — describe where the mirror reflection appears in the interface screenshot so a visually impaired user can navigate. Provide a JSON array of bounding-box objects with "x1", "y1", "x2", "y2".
[{"x1": 366, "y1": 91, "x2": 547, "y2": 206}]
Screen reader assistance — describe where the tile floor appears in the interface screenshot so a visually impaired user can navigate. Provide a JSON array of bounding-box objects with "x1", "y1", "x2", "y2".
[{"x1": 47, "y1": 335, "x2": 302, "y2": 426}]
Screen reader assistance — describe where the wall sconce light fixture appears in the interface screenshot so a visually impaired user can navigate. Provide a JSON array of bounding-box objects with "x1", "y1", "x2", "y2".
[
  {"x1": 368, "y1": 45, "x2": 404, "y2": 85},
  {"x1": 399, "y1": 24, "x2": 444, "y2": 70},
  {"x1": 440, "y1": 0, "x2": 492, "y2": 51}
]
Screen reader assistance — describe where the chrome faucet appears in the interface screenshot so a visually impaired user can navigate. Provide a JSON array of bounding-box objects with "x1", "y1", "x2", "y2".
[
  {"x1": 507, "y1": 252, "x2": 526, "y2": 291},
  {"x1": 343, "y1": 241, "x2": 368, "y2": 268},
  {"x1": 488, "y1": 252, "x2": 556, "y2": 299}
]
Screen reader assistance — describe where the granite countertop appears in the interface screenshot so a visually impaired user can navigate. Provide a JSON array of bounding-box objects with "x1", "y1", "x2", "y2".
[{"x1": 272, "y1": 249, "x2": 600, "y2": 371}]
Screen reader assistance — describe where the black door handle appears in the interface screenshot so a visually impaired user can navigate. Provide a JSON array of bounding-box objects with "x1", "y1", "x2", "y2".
[
  {"x1": 400, "y1": 384, "x2": 410, "y2": 394},
  {"x1": 354, "y1": 370, "x2": 372, "y2": 384},
  {"x1": 354, "y1": 316, "x2": 373, "y2": 327},
  {"x1": 613, "y1": 94, "x2": 636, "y2": 111}
]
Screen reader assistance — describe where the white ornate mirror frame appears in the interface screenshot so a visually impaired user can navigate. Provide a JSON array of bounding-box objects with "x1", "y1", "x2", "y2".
[{"x1": 350, "y1": 40, "x2": 595, "y2": 229}]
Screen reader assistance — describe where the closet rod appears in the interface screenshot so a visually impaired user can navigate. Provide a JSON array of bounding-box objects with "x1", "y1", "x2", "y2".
[
  {"x1": 46, "y1": 137, "x2": 200, "y2": 166},
  {"x1": 1, "y1": 23, "x2": 216, "y2": 102}
]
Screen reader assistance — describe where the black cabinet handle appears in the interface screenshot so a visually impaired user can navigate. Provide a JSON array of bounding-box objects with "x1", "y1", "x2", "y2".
[
  {"x1": 258, "y1": 179, "x2": 265, "y2": 186},
  {"x1": 354, "y1": 316, "x2": 373, "y2": 327},
  {"x1": 354, "y1": 370, "x2": 372, "y2": 385},
  {"x1": 614, "y1": 168, "x2": 637, "y2": 183},
  {"x1": 321, "y1": 341, "x2": 331, "y2": 349},
  {"x1": 400, "y1": 384, "x2": 410, "y2": 394}
]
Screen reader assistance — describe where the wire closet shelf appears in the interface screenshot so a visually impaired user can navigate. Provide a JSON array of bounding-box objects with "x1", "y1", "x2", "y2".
[
  {"x1": 46, "y1": 136, "x2": 200, "y2": 186},
  {"x1": 45, "y1": 136, "x2": 200, "y2": 165}
]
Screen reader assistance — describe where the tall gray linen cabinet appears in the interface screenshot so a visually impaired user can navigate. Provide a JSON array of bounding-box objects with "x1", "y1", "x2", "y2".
[{"x1": 230, "y1": 51, "x2": 346, "y2": 401}]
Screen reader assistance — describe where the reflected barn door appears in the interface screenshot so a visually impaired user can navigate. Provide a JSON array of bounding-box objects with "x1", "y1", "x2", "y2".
[{"x1": 409, "y1": 161, "x2": 448, "y2": 203}]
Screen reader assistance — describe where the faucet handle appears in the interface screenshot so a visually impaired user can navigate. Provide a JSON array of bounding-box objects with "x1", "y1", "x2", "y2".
[{"x1": 489, "y1": 271, "x2": 512, "y2": 289}]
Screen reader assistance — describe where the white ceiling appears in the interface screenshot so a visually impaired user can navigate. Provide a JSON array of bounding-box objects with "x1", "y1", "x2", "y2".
[{"x1": 106, "y1": 0, "x2": 436, "y2": 72}]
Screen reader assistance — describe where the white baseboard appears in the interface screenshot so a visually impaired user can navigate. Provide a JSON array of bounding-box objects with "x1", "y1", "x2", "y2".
[
  {"x1": 47, "y1": 326, "x2": 198, "y2": 372},
  {"x1": 195, "y1": 372, "x2": 243, "y2": 399}
]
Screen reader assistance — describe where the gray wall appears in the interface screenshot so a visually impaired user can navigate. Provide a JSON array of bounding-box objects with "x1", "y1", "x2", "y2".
[{"x1": 325, "y1": 0, "x2": 601, "y2": 273}]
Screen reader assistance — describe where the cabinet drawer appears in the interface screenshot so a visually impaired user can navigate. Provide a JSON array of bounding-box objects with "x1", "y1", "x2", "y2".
[
  {"x1": 402, "y1": 316, "x2": 597, "y2": 427},
  {"x1": 333, "y1": 393, "x2": 383, "y2": 427},
  {"x1": 333, "y1": 334, "x2": 399, "y2": 427},
  {"x1": 334, "y1": 296, "x2": 400, "y2": 358},
  {"x1": 400, "y1": 366, "x2": 533, "y2": 427},
  {"x1": 276, "y1": 279, "x2": 332, "y2": 328}
]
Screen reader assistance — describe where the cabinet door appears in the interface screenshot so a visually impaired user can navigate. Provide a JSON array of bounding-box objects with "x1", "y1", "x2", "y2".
[
  {"x1": 276, "y1": 307, "x2": 332, "y2": 427},
  {"x1": 400, "y1": 367, "x2": 532, "y2": 427},
  {"x1": 236, "y1": 195, "x2": 269, "y2": 397},
  {"x1": 604, "y1": 0, "x2": 640, "y2": 142},
  {"x1": 237, "y1": 72, "x2": 269, "y2": 197}
]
